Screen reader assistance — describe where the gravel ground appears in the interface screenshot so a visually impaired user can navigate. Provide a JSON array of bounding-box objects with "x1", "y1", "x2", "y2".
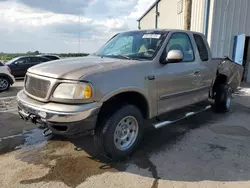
[{"x1": 1, "y1": 82, "x2": 250, "y2": 188}]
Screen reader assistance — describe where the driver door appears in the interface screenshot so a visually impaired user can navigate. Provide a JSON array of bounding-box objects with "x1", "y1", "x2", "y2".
[{"x1": 156, "y1": 32, "x2": 203, "y2": 115}]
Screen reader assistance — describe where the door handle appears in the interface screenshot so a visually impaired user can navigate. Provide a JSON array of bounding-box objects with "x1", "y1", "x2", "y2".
[
  {"x1": 147, "y1": 75, "x2": 155, "y2": 80},
  {"x1": 193, "y1": 70, "x2": 200, "y2": 75}
]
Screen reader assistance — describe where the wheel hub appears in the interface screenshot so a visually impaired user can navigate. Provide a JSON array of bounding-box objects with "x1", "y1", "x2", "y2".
[
  {"x1": 226, "y1": 96, "x2": 231, "y2": 108},
  {"x1": 226, "y1": 88, "x2": 232, "y2": 109},
  {"x1": 0, "y1": 78, "x2": 8, "y2": 90},
  {"x1": 114, "y1": 116, "x2": 139, "y2": 151}
]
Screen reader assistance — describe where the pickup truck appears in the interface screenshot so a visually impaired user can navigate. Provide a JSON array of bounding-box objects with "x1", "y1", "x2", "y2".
[{"x1": 17, "y1": 29, "x2": 243, "y2": 160}]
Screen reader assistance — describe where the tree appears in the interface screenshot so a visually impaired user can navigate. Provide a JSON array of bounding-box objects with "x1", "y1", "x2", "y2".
[{"x1": 34, "y1": 50, "x2": 40, "y2": 55}]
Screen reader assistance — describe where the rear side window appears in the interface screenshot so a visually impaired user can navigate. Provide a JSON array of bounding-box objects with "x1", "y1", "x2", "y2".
[
  {"x1": 32, "y1": 57, "x2": 49, "y2": 63},
  {"x1": 37, "y1": 57, "x2": 49, "y2": 62},
  {"x1": 193, "y1": 34, "x2": 209, "y2": 61},
  {"x1": 44, "y1": 56, "x2": 59, "y2": 60}
]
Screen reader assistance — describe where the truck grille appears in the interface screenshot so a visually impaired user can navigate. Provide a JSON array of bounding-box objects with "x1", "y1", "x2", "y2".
[{"x1": 25, "y1": 75, "x2": 51, "y2": 99}]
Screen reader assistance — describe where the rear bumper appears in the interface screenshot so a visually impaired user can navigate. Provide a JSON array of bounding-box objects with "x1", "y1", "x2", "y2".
[
  {"x1": 17, "y1": 90, "x2": 102, "y2": 135},
  {"x1": 9, "y1": 74, "x2": 15, "y2": 85}
]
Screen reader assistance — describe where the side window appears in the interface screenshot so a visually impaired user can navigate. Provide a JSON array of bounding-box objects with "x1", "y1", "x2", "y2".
[
  {"x1": 193, "y1": 34, "x2": 209, "y2": 61},
  {"x1": 30, "y1": 57, "x2": 45, "y2": 63},
  {"x1": 15, "y1": 58, "x2": 26, "y2": 64},
  {"x1": 24, "y1": 57, "x2": 33, "y2": 64},
  {"x1": 34, "y1": 57, "x2": 43, "y2": 63},
  {"x1": 39, "y1": 57, "x2": 49, "y2": 62},
  {"x1": 166, "y1": 33, "x2": 194, "y2": 62},
  {"x1": 26, "y1": 57, "x2": 37, "y2": 64},
  {"x1": 45, "y1": 56, "x2": 59, "y2": 60}
]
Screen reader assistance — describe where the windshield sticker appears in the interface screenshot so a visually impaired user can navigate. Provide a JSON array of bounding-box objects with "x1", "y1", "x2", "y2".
[{"x1": 142, "y1": 34, "x2": 161, "y2": 39}]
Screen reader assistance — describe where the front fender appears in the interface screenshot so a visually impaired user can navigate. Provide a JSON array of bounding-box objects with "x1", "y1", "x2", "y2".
[
  {"x1": 100, "y1": 87, "x2": 149, "y2": 102},
  {"x1": 100, "y1": 87, "x2": 152, "y2": 118}
]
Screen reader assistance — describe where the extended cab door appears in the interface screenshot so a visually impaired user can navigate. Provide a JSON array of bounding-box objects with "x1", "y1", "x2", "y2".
[
  {"x1": 155, "y1": 32, "x2": 207, "y2": 115},
  {"x1": 192, "y1": 33, "x2": 215, "y2": 100}
]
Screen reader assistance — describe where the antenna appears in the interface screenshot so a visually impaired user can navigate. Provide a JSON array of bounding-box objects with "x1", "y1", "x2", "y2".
[{"x1": 78, "y1": 14, "x2": 81, "y2": 53}]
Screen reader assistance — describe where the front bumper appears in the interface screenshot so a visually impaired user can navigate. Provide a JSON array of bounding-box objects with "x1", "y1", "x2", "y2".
[{"x1": 17, "y1": 90, "x2": 102, "y2": 135}]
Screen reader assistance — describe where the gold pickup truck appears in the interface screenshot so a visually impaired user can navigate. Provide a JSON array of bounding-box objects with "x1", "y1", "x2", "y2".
[{"x1": 17, "y1": 29, "x2": 243, "y2": 160}]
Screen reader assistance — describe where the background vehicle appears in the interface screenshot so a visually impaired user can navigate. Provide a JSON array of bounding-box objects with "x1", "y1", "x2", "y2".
[
  {"x1": 6, "y1": 56, "x2": 50, "y2": 77},
  {"x1": 37, "y1": 54, "x2": 60, "y2": 61},
  {"x1": 17, "y1": 29, "x2": 243, "y2": 160},
  {"x1": 0, "y1": 63, "x2": 15, "y2": 91}
]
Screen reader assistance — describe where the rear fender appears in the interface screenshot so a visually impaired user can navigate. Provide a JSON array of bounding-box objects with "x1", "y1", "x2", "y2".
[{"x1": 0, "y1": 73, "x2": 14, "y2": 85}]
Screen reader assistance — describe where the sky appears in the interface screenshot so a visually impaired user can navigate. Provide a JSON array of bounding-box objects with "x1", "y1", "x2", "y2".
[{"x1": 0, "y1": 0, "x2": 155, "y2": 53}]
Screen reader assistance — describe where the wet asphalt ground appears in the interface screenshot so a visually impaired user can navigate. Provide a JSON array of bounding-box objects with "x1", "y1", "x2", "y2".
[{"x1": 1, "y1": 81, "x2": 250, "y2": 188}]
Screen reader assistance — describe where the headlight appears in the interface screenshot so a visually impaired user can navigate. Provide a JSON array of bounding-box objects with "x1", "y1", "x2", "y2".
[{"x1": 53, "y1": 83, "x2": 92, "y2": 99}]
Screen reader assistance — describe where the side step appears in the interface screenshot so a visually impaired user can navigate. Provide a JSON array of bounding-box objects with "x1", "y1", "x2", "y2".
[{"x1": 153, "y1": 105, "x2": 211, "y2": 129}]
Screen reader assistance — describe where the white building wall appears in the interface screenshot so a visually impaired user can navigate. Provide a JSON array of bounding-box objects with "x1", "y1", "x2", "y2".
[
  {"x1": 190, "y1": 0, "x2": 206, "y2": 33},
  {"x1": 177, "y1": 0, "x2": 185, "y2": 29},
  {"x1": 206, "y1": 0, "x2": 215, "y2": 47},
  {"x1": 210, "y1": 0, "x2": 250, "y2": 58},
  {"x1": 139, "y1": 0, "x2": 185, "y2": 30},
  {"x1": 139, "y1": 6, "x2": 155, "y2": 29},
  {"x1": 158, "y1": 0, "x2": 185, "y2": 29},
  {"x1": 190, "y1": 0, "x2": 215, "y2": 47}
]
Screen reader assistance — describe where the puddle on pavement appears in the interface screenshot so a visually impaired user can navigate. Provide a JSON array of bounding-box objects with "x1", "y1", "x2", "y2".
[
  {"x1": 129, "y1": 150, "x2": 160, "y2": 188},
  {"x1": 210, "y1": 126, "x2": 250, "y2": 137},
  {"x1": 15, "y1": 138, "x2": 122, "y2": 188},
  {"x1": 0, "y1": 129, "x2": 49, "y2": 154},
  {"x1": 0, "y1": 129, "x2": 157, "y2": 188},
  {"x1": 0, "y1": 135, "x2": 25, "y2": 154}
]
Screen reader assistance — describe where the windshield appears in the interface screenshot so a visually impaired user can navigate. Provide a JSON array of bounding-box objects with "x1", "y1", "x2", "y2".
[
  {"x1": 96, "y1": 31, "x2": 167, "y2": 60},
  {"x1": 5, "y1": 57, "x2": 20, "y2": 65}
]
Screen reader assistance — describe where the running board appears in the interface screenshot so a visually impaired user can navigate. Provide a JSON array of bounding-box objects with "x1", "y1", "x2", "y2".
[{"x1": 153, "y1": 105, "x2": 211, "y2": 129}]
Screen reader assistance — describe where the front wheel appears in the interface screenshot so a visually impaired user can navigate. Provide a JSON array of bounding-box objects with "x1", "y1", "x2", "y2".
[
  {"x1": 94, "y1": 105, "x2": 144, "y2": 160},
  {"x1": 0, "y1": 77, "x2": 10, "y2": 92},
  {"x1": 212, "y1": 84, "x2": 232, "y2": 113}
]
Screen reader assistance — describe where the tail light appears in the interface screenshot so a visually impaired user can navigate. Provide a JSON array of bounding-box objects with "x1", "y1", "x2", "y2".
[{"x1": 7, "y1": 66, "x2": 11, "y2": 73}]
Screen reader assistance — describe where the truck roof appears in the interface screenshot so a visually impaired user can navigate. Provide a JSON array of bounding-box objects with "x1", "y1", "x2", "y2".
[{"x1": 121, "y1": 29, "x2": 205, "y2": 36}]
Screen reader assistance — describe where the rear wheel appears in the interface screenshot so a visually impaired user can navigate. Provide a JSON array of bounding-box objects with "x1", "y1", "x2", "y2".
[
  {"x1": 94, "y1": 105, "x2": 144, "y2": 160},
  {"x1": 212, "y1": 84, "x2": 232, "y2": 113},
  {"x1": 0, "y1": 77, "x2": 10, "y2": 92}
]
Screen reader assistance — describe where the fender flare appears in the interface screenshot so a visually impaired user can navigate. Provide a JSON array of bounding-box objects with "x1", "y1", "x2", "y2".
[{"x1": 100, "y1": 87, "x2": 151, "y2": 118}]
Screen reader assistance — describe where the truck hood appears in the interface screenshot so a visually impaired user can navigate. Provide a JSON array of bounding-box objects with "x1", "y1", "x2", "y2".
[{"x1": 28, "y1": 55, "x2": 140, "y2": 80}]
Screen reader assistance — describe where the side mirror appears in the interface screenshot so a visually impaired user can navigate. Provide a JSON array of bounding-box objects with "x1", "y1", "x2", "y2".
[
  {"x1": 14, "y1": 61, "x2": 19, "y2": 65},
  {"x1": 162, "y1": 50, "x2": 183, "y2": 64}
]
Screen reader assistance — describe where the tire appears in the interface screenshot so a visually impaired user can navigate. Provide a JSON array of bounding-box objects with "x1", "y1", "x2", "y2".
[
  {"x1": 94, "y1": 105, "x2": 144, "y2": 161},
  {"x1": 0, "y1": 77, "x2": 10, "y2": 92},
  {"x1": 212, "y1": 84, "x2": 232, "y2": 113}
]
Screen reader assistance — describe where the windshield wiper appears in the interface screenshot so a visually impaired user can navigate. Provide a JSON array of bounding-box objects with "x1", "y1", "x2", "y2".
[
  {"x1": 98, "y1": 54, "x2": 147, "y2": 61},
  {"x1": 114, "y1": 55, "x2": 131, "y2": 60}
]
